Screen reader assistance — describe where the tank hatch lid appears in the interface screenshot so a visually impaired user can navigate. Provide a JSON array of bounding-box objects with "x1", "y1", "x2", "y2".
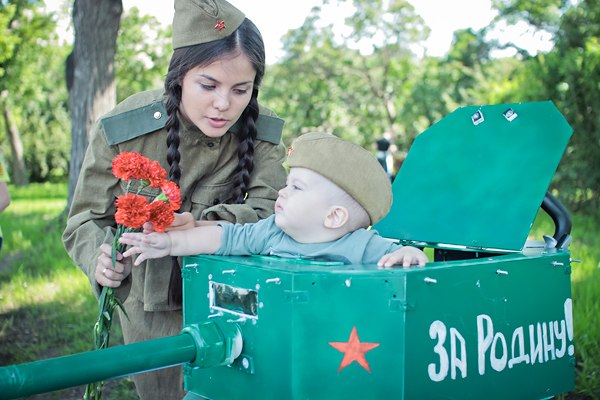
[{"x1": 373, "y1": 101, "x2": 572, "y2": 252}]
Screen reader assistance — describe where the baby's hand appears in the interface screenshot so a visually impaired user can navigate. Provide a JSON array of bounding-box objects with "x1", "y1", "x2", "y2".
[
  {"x1": 377, "y1": 246, "x2": 428, "y2": 268},
  {"x1": 119, "y1": 232, "x2": 172, "y2": 266}
]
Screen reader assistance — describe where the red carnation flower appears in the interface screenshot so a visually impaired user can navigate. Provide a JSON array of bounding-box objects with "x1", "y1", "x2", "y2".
[
  {"x1": 114, "y1": 193, "x2": 150, "y2": 229},
  {"x1": 147, "y1": 161, "x2": 167, "y2": 188},
  {"x1": 161, "y1": 180, "x2": 182, "y2": 211},
  {"x1": 112, "y1": 152, "x2": 152, "y2": 181},
  {"x1": 148, "y1": 201, "x2": 175, "y2": 232}
]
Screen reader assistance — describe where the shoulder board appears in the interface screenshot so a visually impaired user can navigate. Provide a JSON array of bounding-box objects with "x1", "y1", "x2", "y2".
[
  {"x1": 101, "y1": 101, "x2": 167, "y2": 145},
  {"x1": 102, "y1": 100, "x2": 284, "y2": 146},
  {"x1": 255, "y1": 114, "x2": 284, "y2": 144}
]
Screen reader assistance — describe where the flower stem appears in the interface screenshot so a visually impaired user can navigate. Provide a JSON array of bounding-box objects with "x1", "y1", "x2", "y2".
[{"x1": 83, "y1": 235, "x2": 129, "y2": 399}]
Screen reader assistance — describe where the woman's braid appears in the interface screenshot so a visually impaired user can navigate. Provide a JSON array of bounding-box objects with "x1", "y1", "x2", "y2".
[
  {"x1": 231, "y1": 88, "x2": 259, "y2": 204},
  {"x1": 164, "y1": 71, "x2": 184, "y2": 307}
]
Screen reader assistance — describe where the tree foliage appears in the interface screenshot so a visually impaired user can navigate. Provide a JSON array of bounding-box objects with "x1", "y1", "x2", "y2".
[
  {"x1": 0, "y1": 2, "x2": 172, "y2": 186},
  {"x1": 262, "y1": 0, "x2": 430, "y2": 153},
  {"x1": 491, "y1": 0, "x2": 567, "y2": 34},
  {"x1": 493, "y1": 0, "x2": 600, "y2": 212},
  {"x1": 538, "y1": 0, "x2": 600, "y2": 213},
  {"x1": 0, "y1": 0, "x2": 69, "y2": 184},
  {"x1": 115, "y1": 7, "x2": 171, "y2": 102},
  {"x1": 263, "y1": 0, "x2": 599, "y2": 213}
]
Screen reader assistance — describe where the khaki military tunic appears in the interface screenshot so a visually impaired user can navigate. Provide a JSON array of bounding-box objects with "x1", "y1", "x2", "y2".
[{"x1": 62, "y1": 89, "x2": 287, "y2": 399}]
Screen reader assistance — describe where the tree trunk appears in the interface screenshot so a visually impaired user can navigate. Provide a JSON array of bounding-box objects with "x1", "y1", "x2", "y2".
[
  {"x1": 1, "y1": 96, "x2": 28, "y2": 186},
  {"x1": 66, "y1": 0, "x2": 123, "y2": 210}
]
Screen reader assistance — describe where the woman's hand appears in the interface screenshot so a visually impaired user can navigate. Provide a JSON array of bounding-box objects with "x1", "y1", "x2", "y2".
[
  {"x1": 95, "y1": 243, "x2": 132, "y2": 287},
  {"x1": 168, "y1": 212, "x2": 197, "y2": 230},
  {"x1": 142, "y1": 212, "x2": 196, "y2": 233}
]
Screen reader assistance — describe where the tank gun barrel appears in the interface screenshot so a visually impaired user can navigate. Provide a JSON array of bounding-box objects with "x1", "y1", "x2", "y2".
[{"x1": 0, "y1": 320, "x2": 242, "y2": 400}]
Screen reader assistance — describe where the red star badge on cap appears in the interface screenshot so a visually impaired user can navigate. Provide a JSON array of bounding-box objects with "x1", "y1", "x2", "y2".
[
  {"x1": 215, "y1": 20, "x2": 226, "y2": 31},
  {"x1": 329, "y1": 326, "x2": 380, "y2": 373}
]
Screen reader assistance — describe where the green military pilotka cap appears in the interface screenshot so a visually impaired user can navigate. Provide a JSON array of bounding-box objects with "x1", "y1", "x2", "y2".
[
  {"x1": 286, "y1": 132, "x2": 393, "y2": 226},
  {"x1": 173, "y1": 0, "x2": 246, "y2": 49}
]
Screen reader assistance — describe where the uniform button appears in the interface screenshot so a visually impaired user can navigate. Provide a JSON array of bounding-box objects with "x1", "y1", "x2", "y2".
[
  {"x1": 153, "y1": 111, "x2": 162, "y2": 119},
  {"x1": 207, "y1": 142, "x2": 215, "y2": 148},
  {"x1": 213, "y1": 199, "x2": 220, "y2": 205}
]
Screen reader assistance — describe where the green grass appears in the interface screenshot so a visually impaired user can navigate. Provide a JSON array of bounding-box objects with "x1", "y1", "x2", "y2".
[
  {"x1": 530, "y1": 209, "x2": 600, "y2": 399},
  {"x1": 0, "y1": 182, "x2": 137, "y2": 400},
  {"x1": 565, "y1": 215, "x2": 600, "y2": 399},
  {"x1": 0, "y1": 182, "x2": 598, "y2": 399}
]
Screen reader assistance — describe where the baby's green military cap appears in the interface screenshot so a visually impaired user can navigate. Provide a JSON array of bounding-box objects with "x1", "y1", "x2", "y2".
[
  {"x1": 287, "y1": 132, "x2": 393, "y2": 226},
  {"x1": 173, "y1": 0, "x2": 245, "y2": 50}
]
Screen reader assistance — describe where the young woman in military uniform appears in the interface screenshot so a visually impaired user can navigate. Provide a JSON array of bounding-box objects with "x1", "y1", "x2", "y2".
[{"x1": 62, "y1": 1, "x2": 287, "y2": 398}]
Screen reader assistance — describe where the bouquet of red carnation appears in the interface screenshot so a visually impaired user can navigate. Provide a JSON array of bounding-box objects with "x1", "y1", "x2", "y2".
[{"x1": 85, "y1": 152, "x2": 181, "y2": 400}]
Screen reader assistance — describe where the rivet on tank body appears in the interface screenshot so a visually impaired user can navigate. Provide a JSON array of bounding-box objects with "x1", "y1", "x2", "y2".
[
  {"x1": 471, "y1": 110, "x2": 484, "y2": 125},
  {"x1": 503, "y1": 108, "x2": 518, "y2": 122}
]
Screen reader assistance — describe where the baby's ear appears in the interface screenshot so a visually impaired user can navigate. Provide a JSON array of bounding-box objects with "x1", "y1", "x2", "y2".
[{"x1": 324, "y1": 206, "x2": 349, "y2": 229}]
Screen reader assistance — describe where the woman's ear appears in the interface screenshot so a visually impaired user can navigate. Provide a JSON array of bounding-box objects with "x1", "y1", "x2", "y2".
[{"x1": 324, "y1": 206, "x2": 349, "y2": 229}]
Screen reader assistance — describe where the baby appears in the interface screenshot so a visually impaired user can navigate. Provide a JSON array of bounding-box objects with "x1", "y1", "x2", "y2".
[{"x1": 120, "y1": 132, "x2": 428, "y2": 268}]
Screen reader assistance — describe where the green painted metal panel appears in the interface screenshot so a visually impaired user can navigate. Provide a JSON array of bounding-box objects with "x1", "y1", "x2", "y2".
[
  {"x1": 403, "y1": 253, "x2": 574, "y2": 399},
  {"x1": 182, "y1": 250, "x2": 574, "y2": 399},
  {"x1": 374, "y1": 101, "x2": 572, "y2": 252}
]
